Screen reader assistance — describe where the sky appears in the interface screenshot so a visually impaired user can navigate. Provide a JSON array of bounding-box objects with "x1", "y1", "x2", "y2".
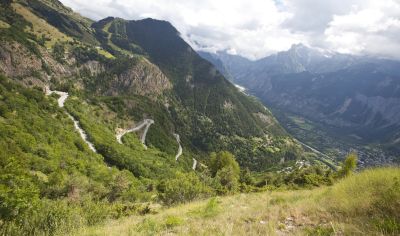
[{"x1": 60, "y1": 0, "x2": 400, "y2": 60}]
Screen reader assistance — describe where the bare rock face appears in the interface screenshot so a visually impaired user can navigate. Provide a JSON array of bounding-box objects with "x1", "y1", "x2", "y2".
[
  {"x1": 0, "y1": 42, "x2": 43, "y2": 78},
  {"x1": 0, "y1": 40, "x2": 170, "y2": 100},
  {"x1": 39, "y1": 47, "x2": 72, "y2": 78},
  {"x1": 254, "y1": 112, "x2": 272, "y2": 125},
  {"x1": 77, "y1": 60, "x2": 105, "y2": 76},
  {"x1": 0, "y1": 42, "x2": 74, "y2": 81},
  {"x1": 106, "y1": 59, "x2": 172, "y2": 98}
]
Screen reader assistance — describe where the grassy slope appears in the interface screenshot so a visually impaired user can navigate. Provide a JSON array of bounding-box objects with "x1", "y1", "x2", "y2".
[
  {"x1": 103, "y1": 21, "x2": 133, "y2": 56},
  {"x1": 75, "y1": 167, "x2": 400, "y2": 235},
  {"x1": 12, "y1": 2, "x2": 73, "y2": 48},
  {"x1": 23, "y1": 0, "x2": 98, "y2": 44},
  {"x1": 64, "y1": 95, "x2": 193, "y2": 178}
]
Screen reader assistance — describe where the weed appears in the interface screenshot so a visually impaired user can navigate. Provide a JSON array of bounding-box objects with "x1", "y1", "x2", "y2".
[
  {"x1": 305, "y1": 225, "x2": 335, "y2": 236},
  {"x1": 164, "y1": 215, "x2": 184, "y2": 228},
  {"x1": 189, "y1": 197, "x2": 220, "y2": 218}
]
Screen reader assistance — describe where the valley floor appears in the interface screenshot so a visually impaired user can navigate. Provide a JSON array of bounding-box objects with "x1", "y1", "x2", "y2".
[{"x1": 73, "y1": 168, "x2": 400, "y2": 236}]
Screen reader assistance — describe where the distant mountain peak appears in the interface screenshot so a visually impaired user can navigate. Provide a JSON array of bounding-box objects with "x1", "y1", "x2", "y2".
[
  {"x1": 135, "y1": 18, "x2": 178, "y2": 33},
  {"x1": 289, "y1": 43, "x2": 308, "y2": 50}
]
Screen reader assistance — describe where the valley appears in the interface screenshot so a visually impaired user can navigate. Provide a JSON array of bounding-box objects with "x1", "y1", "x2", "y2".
[
  {"x1": 271, "y1": 107, "x2": 395, "y2": 168},
  {"x1": 0, "y1": 0, "x2": 399, "y2": 235},
  {"x1": 200, "y1": 44, "x2": 400, "y2": 166}
]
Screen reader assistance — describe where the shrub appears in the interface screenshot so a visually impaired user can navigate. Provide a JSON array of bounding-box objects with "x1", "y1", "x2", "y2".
[
  {"x1": 0, "y1": 200, "x2": 83, "y2": 236},
  {"x1": 52, "y1": 42, "x2": 65, "y2": 63},
  {"x1": 338, "y1": 152, "x2": 358, "y2": 177},
  {"x1": 209, "y1": 151, "x2": 240, "y2": 177},
  {"x1": 164, "y1": 215, "x2": 184, "y2": 228},
  {"x1": 193, "y1": 197, "x2": 220, "y2": 218},
  {"x1": 209, "y1": 151, "x2": 240, "y2": 194},
  {"x1": 158, "y1": 172, "x2": 212, "y2": 205},
  {"x1": 0, "y1": 158, "x2": 40, "y2": 221}
]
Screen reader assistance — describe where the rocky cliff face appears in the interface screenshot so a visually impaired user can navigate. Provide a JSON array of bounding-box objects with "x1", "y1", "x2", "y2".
[
  {"x1": 0, "y1": 37, "x2": 169, "y2": 99},
  {"x1": 0, "y1": 41, "x2": 46, "y2": 78},
  {"x1": 105, "y1": 59, "x2": 172, "y2": 98}
]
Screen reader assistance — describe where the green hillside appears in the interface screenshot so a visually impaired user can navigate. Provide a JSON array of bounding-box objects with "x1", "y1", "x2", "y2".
[
  {"x1": 0, "y1": 0, "x2": 307, "y2": 171},
  {"x1": 2, "y1": 0, "x2": 396, "y2": 235}
]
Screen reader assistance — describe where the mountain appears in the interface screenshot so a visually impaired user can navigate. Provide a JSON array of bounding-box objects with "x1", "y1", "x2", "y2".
[
  {"x1": 86, "y1": 16, "x2": 306, "y2": 170},
  {"x1": 0, "y1": 0, "x2": 305, "y2": 171},
  {"x1": 1, "y1": 1, "x2": 399, "y2": 235},
  {"x1": 0, "y1": 1, "x2": 319, "y2": 233},
  {"x1": 201, "y1": 45, "x2": 400, "y2": 166},
  {"x1": 197, "y1": 51, "x2": 232, "y2": 80}
]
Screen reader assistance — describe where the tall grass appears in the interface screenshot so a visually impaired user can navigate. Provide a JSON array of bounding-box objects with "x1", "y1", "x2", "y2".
[
  {"x1": 324, "y1": 168, "x2": 400, "y2": 234},
  {"x1": 69, "y1": 168, "x2": 400, "y2": 235}
]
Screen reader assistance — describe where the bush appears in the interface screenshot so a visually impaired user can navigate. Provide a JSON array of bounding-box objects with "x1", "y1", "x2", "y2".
[
  {"x1": 0, "y1": 200, "x2": 83, "y2": 236},
  {"x1": 0, "y1": 158, "x2": 40, "y2": 221},
  {"x1": 189, "y1": 197, "x2": 220, "y2": 218},
  {"x1": 158, "y1": 172, "x2": 212, "y2": 205},
  {"x1": 164, "y1": 215, "x2": 184, "y2": 228},
  {"x1": 209, "y1": 151, "x2": 240, "y2": 194},
  {"x1": 52, "y1": 43, "x2": 65, "y2": 63},
  {"x1": 338, "y1": 152, "x2": 358, "y2": 177},
  {"x1": 215, "y1": 166, "x2": 240, "y2": 193}
]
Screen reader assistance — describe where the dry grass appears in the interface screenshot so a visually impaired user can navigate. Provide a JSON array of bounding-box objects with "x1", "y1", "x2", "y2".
[
  {"x1": 71, "y1": 168, "x2": 400, "y2": 235},
  {"x1": 72, "y1": 190, "x2": 327, "y2": 236},
  {"x1": 12, "y1": 3, "x2": 72, "y2": 48},
  {"x1": 0, "y1": 20, "x2": 10, "y2": 29},
  {"x1": 97, "y1": 47, "x2": 115, "y2": 59}
]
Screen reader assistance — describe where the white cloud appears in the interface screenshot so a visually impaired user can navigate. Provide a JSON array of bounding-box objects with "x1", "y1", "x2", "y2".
[
  {"x1": 60, "y1": 0, "x2": 400, "y2": 59},
  {"x1": 324, "y1": 0, "x2": 400, "y2": 58}
]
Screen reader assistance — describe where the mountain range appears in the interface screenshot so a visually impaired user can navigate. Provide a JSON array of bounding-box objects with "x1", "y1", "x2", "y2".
[
  {"x1": 200, "y1": 44, "x2": 400, "y2": 166},
  {"x1": 1, "y1": 1, "x2": 399, "y2": 235}
]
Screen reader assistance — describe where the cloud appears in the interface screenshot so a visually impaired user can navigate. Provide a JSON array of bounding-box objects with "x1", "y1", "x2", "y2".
[
  {"x1": 324, "y1": 0, "x2": 400, "y2": 59},
  {"x1": 59, "y1": 0, "x2": 400, "y2": 59},
  {"x1": 282, "y1": 0, "x2": 365, "y2": 33}
]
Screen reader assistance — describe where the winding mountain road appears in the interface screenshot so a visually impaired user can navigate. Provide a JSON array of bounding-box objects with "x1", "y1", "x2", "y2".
[
  {"x1": 173, "y1": 133, "x2": 183, "y2": 161},
  {"x1": 116, "y1": 119, "x2": 154, "y2": 149},
  {"x1": 173, "y1": 133, "x2": 198, "y2": 170},
  {"x1": 192, "y1": 158, "x2": 197, "y2": 170},
  {"x1": 45, "y1": 87, "x2": 97, "y2": 153},
  {"x1": 46, "y1": 88, "x2": 202, "y2": 170}
]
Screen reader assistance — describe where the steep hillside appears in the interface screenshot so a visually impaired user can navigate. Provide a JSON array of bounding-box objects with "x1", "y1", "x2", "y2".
[
  {"x1": 0, "y1": 0, "x2": 306, "y2": 172},
  {"x1": 0, "y1": 75, "x2": 170, "y2": 233},
  {"x1": 2, "y1": 1, "x2": 399, "y2": 235},
  {"x1": 59, "y1": 8, "x2": 308, "y2": 168},
  {"x1": 197, "y1": 51, "x2": 232, "y2": 81},
  {"x1": 0, "y1": 1, "x2": 324, "y2": 234}
]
